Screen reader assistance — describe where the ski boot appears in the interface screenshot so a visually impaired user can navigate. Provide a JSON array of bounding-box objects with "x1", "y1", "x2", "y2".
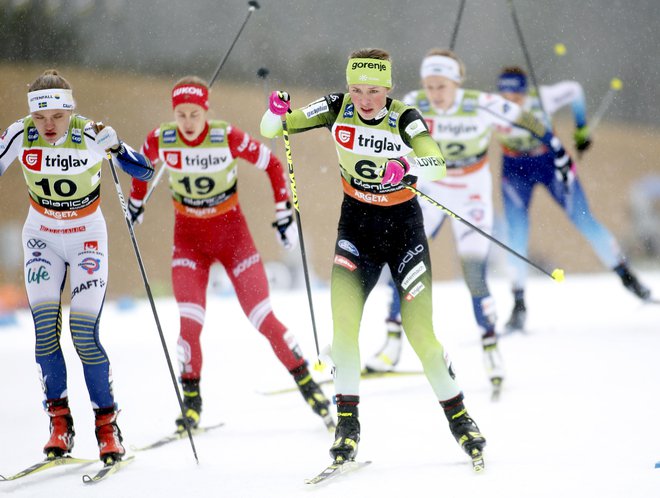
[
  {"x1": 482, "y1": 332, "x2": 505, "y2": 399},
  {"x1": 329, "y1": 395, "x2": 360, "y2": 463},
  {"x1": 175, "y1": 378, "x2": 202, "y2": 432},
  {"x1": 44, "y1": 397, "x2": 75, "y2": 459},
  {"x1": 615, "y1": 263, "x2": 651, "y2": 301},
  {"x1": 94, "y1": 406, "x2": 125, "y2": 464},
  {"x1": 292, "y1": 365, "x2": 334, "y2": 430},
  {"x1": 365, "y1": 319, "x2": 403, "y2": 372},
  {"x1": 505, "y1": 289, "x2": 527, "y2": 333},
  {"x1": 441, "y1": 393, "x2": 486, "y2": 471}
]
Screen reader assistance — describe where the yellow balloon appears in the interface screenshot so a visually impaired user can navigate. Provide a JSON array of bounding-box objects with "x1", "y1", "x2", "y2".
[
  {"x1": 554, "y1": 43, "x2": 567, "y2": 56},
  {"x1": 551, "y1": 268, "x2": 565, "y2": 282},
  {"x1": 610, "y1": 78, "x2": 623, "y2": 90}
]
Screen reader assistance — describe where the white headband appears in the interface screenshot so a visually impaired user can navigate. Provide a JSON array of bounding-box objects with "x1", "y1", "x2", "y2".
[
  {"x1": 28, "y1": 89, "x2": 75, "y2": 113},
  {"x1": 420, "y1": 55, "x2": 462, "y2": 83}
]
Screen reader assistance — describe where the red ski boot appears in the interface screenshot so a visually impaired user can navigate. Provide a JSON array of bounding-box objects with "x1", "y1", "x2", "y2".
[
  {"x1": 44, "y1": 397, "x2": 75, "y2": 458},
  {"x1": 94, "y1": 407, "x2": 125, "y2": 464}
]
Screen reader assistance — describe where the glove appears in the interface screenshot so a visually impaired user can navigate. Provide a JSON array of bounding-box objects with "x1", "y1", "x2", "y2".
[
  {"x1": 272, "y1": 201, "x2": 298, "y2": 250},
  {"x1": 269, "y1": 91, "x2": 290, "y2": 116},
  {"x1": 550, "y1": 137, "x2": 575, "y2": 186},
  {"x1": 573, "y1": 125, "x2": 592, "y2": 152},
  {"x1": 95, "y1": 125, "x2": 121, "y2": 152},
  {"x1": 380, "y1": 157, "x2": 411, "y2": 186},
  {"x1": 127, "y1": 198, "x2": 145, "y2": 225}
]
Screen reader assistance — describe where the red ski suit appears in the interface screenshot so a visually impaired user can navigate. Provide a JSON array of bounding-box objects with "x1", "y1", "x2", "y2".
[{"x1": 131, "y1": 121, "x2": 304, "y2": 379}]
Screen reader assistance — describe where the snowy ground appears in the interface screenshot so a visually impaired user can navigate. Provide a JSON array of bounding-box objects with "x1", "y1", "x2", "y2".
[{"x1": 0, "y1": 271, "x2": 659, "y2": 497}]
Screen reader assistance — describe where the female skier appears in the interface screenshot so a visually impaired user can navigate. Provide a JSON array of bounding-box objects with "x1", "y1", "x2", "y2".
[
  {"x1": 496, "y1": 66, "x2": 653, "y2": 331},
  {"x1": 128, "y1": 76, "x2": 333, "y2": 432},
  {"x1": 0, "y1": 69, "x2": 154, "y2": 464},
  {"x1": 261, "y1": 48, "x2": 489, "y2": 469}
]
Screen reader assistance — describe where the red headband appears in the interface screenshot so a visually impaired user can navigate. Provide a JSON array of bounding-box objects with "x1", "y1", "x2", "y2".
[{"x1": 171, "y1": 84, "x2": 209, "y2": 110}]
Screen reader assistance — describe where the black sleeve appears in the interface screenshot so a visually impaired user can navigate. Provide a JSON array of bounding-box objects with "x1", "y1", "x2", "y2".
[
  {"x1": 398, "y1": 108, "x2": 428, "y2": 149},
  {"x1": 325, "y1": 93, "x2": 345, "y2": 116},
  {"x1": 287, "y1": 93, "x2": 344, "y2": 133}
]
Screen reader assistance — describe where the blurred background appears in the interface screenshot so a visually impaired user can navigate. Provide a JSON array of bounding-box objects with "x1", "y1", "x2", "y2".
[{"x1": 1, "y1": 0, "x2": 659, "y2": 307}]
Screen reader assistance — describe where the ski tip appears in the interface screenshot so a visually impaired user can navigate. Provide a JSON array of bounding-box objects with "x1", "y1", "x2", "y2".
[
  {"x1": 490, "y1": 378, "x2": 503, "y2": 402},
  {"x1": 82, "y1": 454, "x2": 135, "y2": 484},
  {"x1": 470, "y1": 448, "x2": 485, "y2": 473},
  {"x1": 304, "y1": 459, "x2": 372, "y2": 485}
]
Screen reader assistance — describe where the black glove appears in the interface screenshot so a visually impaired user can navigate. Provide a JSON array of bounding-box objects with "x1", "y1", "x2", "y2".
[
  {"x1": 550, "y1": 137, "x2": 575, "y2": 186},
  {"x1": 127, "y1": 198, "x2": 145, "y2": 225},
  {"x1": 272, "y1": 201, "x2": 298, "y2": 250}
]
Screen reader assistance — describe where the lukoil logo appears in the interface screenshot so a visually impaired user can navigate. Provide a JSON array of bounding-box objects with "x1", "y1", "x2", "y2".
[
  {"x1": 334, "y1": 126, "x2": 355, "y2": 149},
  {"x1": 164, "y1": 151, "x2": 182, "y2": 168},
  {"x1": 173, "y1": 86, "x2": 204, "y2": 98},
  {"x1": 22, "y1": 149, "x2": 43, "y2": 171}
]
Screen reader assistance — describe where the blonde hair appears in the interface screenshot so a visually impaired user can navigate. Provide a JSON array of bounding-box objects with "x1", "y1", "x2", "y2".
[
  {"x1": 424, "y1": 48, "x2": 466, "y2": 80},
  {"x1": 28, "y1": 69, "x2": 72, "y2": 92},
  {"x1": 174, "y1": 75, "x2": 209, "y2": 90}
]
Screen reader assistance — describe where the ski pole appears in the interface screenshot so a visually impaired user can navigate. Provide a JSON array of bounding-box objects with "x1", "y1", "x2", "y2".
[
  {"x1": 449, "y1": 0, "x2": 466, "y2": 51},
  {"x1": 143, "y1": 0, "x2": 261, "y2": 206},
  {"x1": 208, "y1": 0, "x2": 261, "y2": 87},
  {"x1": 507, "y1": 0, "x2": 550, "y2": 121},
  {"x1": 257, "y1": 67, "x2": 276, "y2": 152},
  {"x1": 280, "y1": 117, "x2": 323, "y2": 365},
  {"x1": 403, "y1": 181, "x2": 565, "y2": 282},
  {"x1": 507, "y1": 0, "x2": 577, "y2": 195},
  {"x1": 257, "y1": 67, "x2": 270, "y2": 97},
  {"x1": 97, "y1": 125, "x2": 199, "y2": 464},
  {"x1": 141, "y1": 163, "x2": 167, "y2": 206},
  {"x1": 590, "y1": 78, "x2": 623, "y2": 132}
]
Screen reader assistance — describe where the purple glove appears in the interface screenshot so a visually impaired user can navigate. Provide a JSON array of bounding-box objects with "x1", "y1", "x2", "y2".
[
  {"x1": 269, "y1": 91, "x2": 290, "y2": 116},
  {"x1": 381, "y1": 157, "x2": 411, "y2": 185}
]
